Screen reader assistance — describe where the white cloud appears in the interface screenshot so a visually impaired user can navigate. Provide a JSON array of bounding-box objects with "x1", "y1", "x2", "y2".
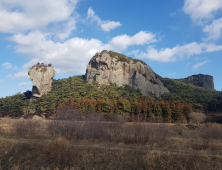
[
  {"x1": 192, "y1": 60, "x2": 210, "y2": 70},
  {"x1": 9, "y1": 71, "x2": 29, "y2": 79},
  {"x1": 0, "y1": 79, "x2": 4, "y2": 83},
  {"x1": 18, "y1": 82, "x2": 31, "y2": 86},
  {"x1": 0, "y1": 0, "x2": 78, "y2": 39},
  {"x1": 87, "y1": 7, "x2": 122, "y2": 32},
  {"x1": 183, "y1": 0, "x2": 222, "y2": 23},
  {"x1": 109, "y1": 31, "x2": 157, "y2": 51},
  {"x1": 10, "y1": 31, "x2": 107, "y2": 74},
  {"x1": 137, "y1": 42, "x2": 222, "y2": 62},
  {"x1": 9, "y1": 30, "x2": 157, "y2": 74},
  {"x1": 203, "y1": 17, "x2": 222, "y2": 40},
  {"x1": 100, "y1": 21, "x2": 122, "y2": 32},
  {"x1": 127, "y1": 50, "x2": 139, "y2": 56},
  {"x1": 2, "y1": 62, "x2": 12, "y2": 69}
]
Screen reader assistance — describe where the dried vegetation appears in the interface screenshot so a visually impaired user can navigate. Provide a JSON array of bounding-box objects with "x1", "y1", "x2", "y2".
[{"x1": 0, "y1": 113, "x2": 222, "y2": 170}]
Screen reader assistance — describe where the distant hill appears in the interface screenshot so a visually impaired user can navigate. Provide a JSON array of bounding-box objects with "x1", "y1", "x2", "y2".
[{"x1": 160, "y1": 78, "x2": 222, "y2": 112}]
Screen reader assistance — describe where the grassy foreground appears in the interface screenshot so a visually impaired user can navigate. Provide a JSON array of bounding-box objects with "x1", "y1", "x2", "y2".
[{"x1": 0, "y1": 116, "x2": 222, "y2": 170}]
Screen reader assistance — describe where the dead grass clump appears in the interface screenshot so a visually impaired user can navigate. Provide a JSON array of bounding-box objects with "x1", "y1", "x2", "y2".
[
  {"x1": 142, "y1": 150, "x2": 222, "y2": 170},
  {"x1": 41, "y1": 138, "x2": 80, "y2": 167},
  {"x1": 47, "y1": 120, "x2": 170, "y2": 145},
  {"x1": 82, "y1": 121, "x2": 108, "y2": 141},
  {"x1": 111, "y1": 123, "x2": 170, "y2": 146},
  {"x1": 186, "y1": 124, "x2": 199, "y2": 130},
  {"x1": 189, "y1": 112, "x2": 206, "y2": 124},
  {"x1": 200, "y1": 123, "x2": 222, "y2": 140},
  {"x1": 13, "y1": 120, "x2": 41, "y2": 138},
  {"x1": 47, "y1": 120, "x2": 108, "y2": 141},
  {"x1": 47, "y1": 120, "x2": 83, "y2": 140}
]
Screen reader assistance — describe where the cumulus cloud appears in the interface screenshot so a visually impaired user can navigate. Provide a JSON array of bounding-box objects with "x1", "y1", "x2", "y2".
[
  {"x1": 2, "y1": 62, "x2": 12, "y2": 69},
  {"x1": 8, "y1": 71, "x2": 29, "y2": 79},
  {"x1": 10, "y1": 31, "x2": 107, "y2": 74},
  {"x1": 9, "y1": 30, "x2": 157, "y2": 74},
  {"x1": 87, "y1": 7, "x2": 122, "y2": 32},
  {"x1": 183, "y1": 0, "x2": 222, "y2": 23},
  {"x1": 109, "y1": 31, "x2": 157, "y2": 51},
  {"x1": 101, "y1": 21, "x2": 122, "y2": 32},
  {"x1": 136, "y1": 42, "x2": 222, "y2": 62},
  {"x1": 18, "y1": 82, "x2": 31, "y2": 86},
  {"x1": 192, "y1": 60, "x2": 210, "y2": 70},
  {"x1": 203, "y1": 17, "x2": 222, "y2": 40},
  {"x1": 0, "y1": 0, "x2": 78, "y2": 39}
]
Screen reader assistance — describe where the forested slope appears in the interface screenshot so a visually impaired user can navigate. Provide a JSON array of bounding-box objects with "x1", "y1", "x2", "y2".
[
  {"x1": 0, "y1": 75, "x2": 143, "y2": 117},
  {"x1": 0, "y1": 75, "x2": 222, "y2": 121},
  {"x1": 161, "y1": 78, "x2": 222, "y2": 113}
]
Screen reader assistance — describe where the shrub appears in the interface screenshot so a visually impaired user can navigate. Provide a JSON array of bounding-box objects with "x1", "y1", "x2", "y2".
[
  {"x1": 200, "y1": 123, "x2": 222, "y2": 139},
  {"x1": 189, "y1": 112, "x2": 206, "y2": 124},
  {"x1": 13, "y1": 120, "x2": 41, "y2": 138},
  {"x1": 110, "y1": 123, "x2": 170, "y2": 145}
]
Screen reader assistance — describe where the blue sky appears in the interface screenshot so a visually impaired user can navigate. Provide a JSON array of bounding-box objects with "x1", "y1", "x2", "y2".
[{"x1": 1, "y1": 0, "x2": 222, "y2": 98}]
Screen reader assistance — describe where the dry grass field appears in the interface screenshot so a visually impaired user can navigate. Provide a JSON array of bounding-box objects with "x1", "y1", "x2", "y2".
[{"x1": 0, "y1": 116, "x2": 222, "y2": 170}]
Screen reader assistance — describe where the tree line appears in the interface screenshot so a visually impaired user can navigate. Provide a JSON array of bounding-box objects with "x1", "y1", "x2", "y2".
[
  {"x1": 1, "y1": 75, "x2": 222, "y2": 118},
  {"x1": 58, "y1": 97, "x2": 193, "y2": 122}
]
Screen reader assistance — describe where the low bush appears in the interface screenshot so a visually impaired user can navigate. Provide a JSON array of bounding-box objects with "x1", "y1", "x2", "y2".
[
  {"x1": 47, "y1": 119, "x2": 170, "y2": 146},
  {"x1": 200, "y1": 123, "x2": 222, "y2": 139},
  {"x1": 13, "y1": 120, "x2": 41, "y2": 138},
  {"x1": 189, "y1": 112, "x2": 206, "y2": 124}
]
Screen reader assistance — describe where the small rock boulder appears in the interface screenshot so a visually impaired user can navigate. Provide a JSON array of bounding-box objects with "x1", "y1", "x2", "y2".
[{"x1": 32, "y1": 115, "x2": 43, "y2": 120}]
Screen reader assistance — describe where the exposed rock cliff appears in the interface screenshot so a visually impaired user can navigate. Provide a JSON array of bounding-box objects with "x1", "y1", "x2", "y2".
[
  {"x1": 85, "y1": 51, "x2": 169, "y2": 96},
  {"x1": 28, "y1": 63, "x2": 55, "y2": 98},
  {"x1": 184, "y1": 74, "x2": 214, "y2": 90}
]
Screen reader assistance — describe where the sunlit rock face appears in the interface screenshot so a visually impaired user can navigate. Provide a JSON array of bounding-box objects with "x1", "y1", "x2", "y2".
[
  {"x1": 85, "y1": 51, "x2": 169, "y2": 97},
  {"x1": 28, "y1": 63, "x2": 55, "y2": 98},
  {"x1": 185, "y1": 74, "x2": 215, "y2": 90}
]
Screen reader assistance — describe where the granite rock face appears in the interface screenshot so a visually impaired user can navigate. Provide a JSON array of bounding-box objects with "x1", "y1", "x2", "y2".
[
  {"x1": 28, "y1": 63, "x2": 55, "y2": 98},
  {"x1": 85, "y1": 51, "x2": 169, "y2": 96},
  {"x1": 185, "y1": 74, "x2": 214, "y2": 90}
]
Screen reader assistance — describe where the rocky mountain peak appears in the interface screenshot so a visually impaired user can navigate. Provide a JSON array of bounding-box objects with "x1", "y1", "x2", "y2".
[
  {"x1": 185, "y1": 74, "x2": 215, "y2": 90},
  {"x1": 85, "y1": 50, "x2": 169, "y2": 96}
]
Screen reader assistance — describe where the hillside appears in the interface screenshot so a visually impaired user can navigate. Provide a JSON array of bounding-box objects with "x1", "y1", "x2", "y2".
[
  {"x1": 160, "y1": 78, "x2": 222, "y2": 112},
  {"x1": 0, "y1": 51, "x2": 222, "y2": 122},
  {"x1": 0, "y1": 75, "x2": 144, "y2": 117}
]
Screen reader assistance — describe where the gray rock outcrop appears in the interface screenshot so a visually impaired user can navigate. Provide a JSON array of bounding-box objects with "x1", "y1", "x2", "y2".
[
  {"x1": 85, "y1": 51, "x2": 169, "y2": 96},
  {"x1": 28, "y1": 63, "x2": 55, "y2": 98},
  {"x1": 185, "y1": 74, "x2": 214, "y2": 90}
]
